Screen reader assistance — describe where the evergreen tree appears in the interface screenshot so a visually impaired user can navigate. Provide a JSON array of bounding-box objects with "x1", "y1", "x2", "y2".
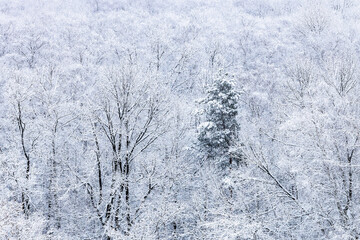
[{"x1": 198, "y1": 73, "x2": 242, "y2": 167}]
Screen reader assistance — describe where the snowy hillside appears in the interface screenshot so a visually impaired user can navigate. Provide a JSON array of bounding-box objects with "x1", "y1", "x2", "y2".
[{"x1": 1, "y1": 0, "x2": 360, "y2": 239}]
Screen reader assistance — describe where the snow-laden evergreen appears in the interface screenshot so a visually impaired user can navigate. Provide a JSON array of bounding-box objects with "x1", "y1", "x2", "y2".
[{"x1": 198, "y1": 73, "x2": 242, "y2": 167}]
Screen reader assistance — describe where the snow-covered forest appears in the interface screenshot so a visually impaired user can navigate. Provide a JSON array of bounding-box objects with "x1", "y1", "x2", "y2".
[{"x1": 1, "y1": 0, "x2": 360, "y2": 239}]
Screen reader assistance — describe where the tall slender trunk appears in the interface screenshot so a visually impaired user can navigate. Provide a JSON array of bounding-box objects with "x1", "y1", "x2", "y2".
[
  {"x1": 17, "y1": 102, "x2": 30, "y2": 217},
  {"x1": 48, "y1": 119, "x2": 60, "y2": 234},
  {"x1": 125, "y1": 162, "x2": 131, "y2": 234},
  {"x1": 125, "y1": 119, "x2": 131, "y2": 235},
  {"x1": 92, "y1": 122, "x2": 103, "y2": 205}
]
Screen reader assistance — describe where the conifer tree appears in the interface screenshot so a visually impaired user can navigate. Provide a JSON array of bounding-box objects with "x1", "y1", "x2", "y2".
[{"x1": 198, "y1": 73, "x2": 242, "y2": 167}]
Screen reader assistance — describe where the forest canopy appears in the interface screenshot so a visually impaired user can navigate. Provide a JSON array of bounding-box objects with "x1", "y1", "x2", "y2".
[{"x1": 0, "y1": 0, "x2": 359, "y2": 239}]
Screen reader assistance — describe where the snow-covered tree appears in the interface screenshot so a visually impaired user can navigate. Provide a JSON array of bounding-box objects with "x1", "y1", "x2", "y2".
[{"x1": 198, "y1": 72, "x2": 242, "y2": 167}]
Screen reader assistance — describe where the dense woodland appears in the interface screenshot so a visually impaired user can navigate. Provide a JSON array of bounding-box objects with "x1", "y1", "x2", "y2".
[{"x1": 1, "y1": 0, "x2": 360, "y2": 239}]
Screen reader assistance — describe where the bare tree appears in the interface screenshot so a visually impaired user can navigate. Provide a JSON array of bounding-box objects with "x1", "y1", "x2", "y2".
[{"x1": 83, "y1": 60, "x2": 168, "y2": 238}]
